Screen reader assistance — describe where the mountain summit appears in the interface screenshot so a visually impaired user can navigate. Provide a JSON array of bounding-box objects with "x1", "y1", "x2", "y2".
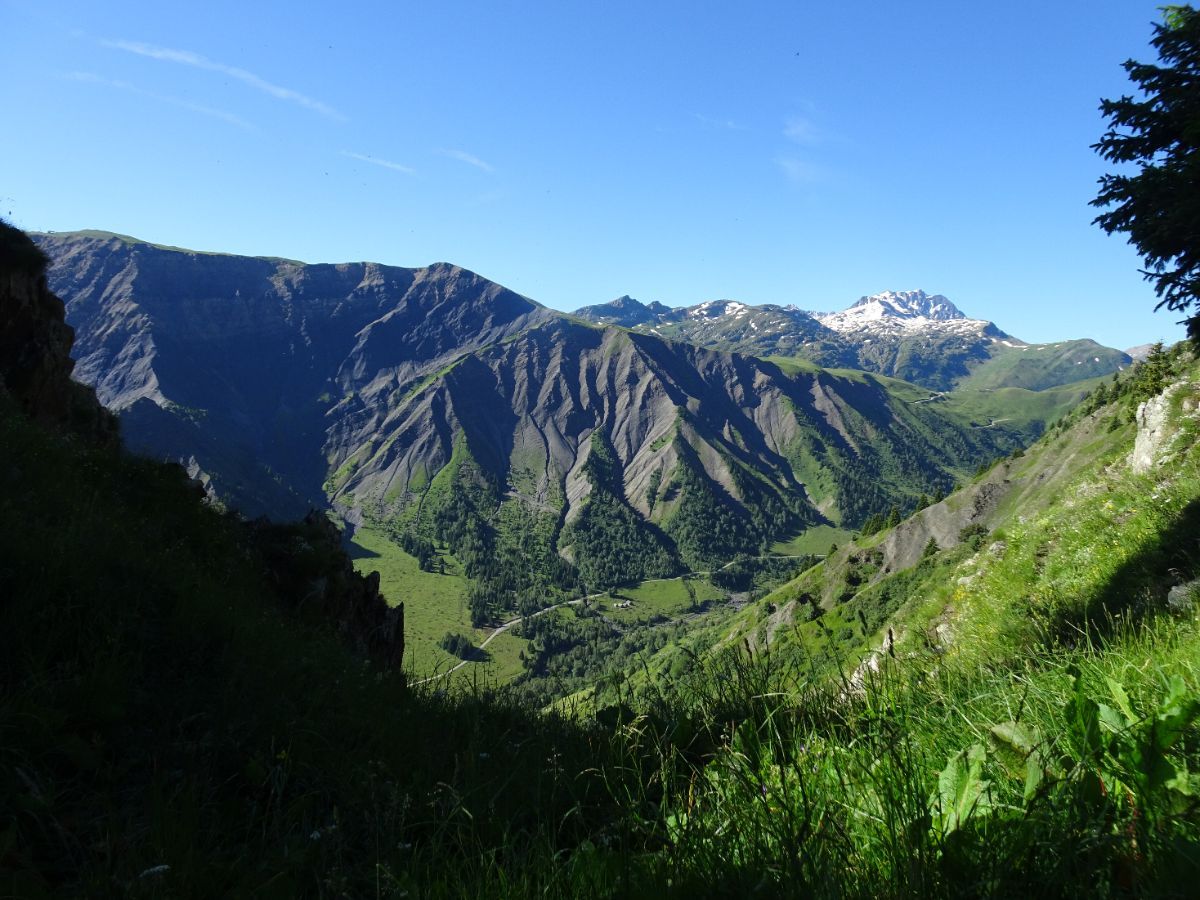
[
  {"x1": 814, "y1": 289, "x2": 995, "y2": 337},
  {"x1": 572, "y1": 295, "x2": 671, "y2": 327},
  {"x1": 833, "y1": 289, "x2": 965, "y2": 323}
]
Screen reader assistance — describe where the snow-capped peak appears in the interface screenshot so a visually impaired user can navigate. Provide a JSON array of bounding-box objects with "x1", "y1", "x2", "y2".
[
  {"x1": 848, "y1": 290, "x2": 964, "y2": 321},
  {"x1": 815, "y1": 290, "x2": 990, "y2": 336}
]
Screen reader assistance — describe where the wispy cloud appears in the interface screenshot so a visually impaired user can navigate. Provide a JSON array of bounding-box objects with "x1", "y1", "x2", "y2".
[
  {"x1": 783, "y1": 115, "x2": 821, "y2": 145},
  {"x1": 64, "y1": 71, "x2": 256, "y2": 130},
  {"x1": 100, "y1": 38, "x2": 345, "y2": 121},
  {"x1": 775, "y1": 156, "x2": 825, "y2": 186},
  {"x1": 341, "y1": 151, "x2": 415, "y2": 175},
  {"x1": 694, "y1": 113, "x2": 745, "y2": 131},
  {"x1": 440, "y1": 149, "x2": 494, "y2": 172}
]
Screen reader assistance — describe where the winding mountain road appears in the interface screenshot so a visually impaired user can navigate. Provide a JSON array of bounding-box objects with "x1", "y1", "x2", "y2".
[
  {"x1": 411, "y1": 553, "x2": 822, "y2": 686},
  {"x1": 412, "y1": 594, "x2": 595, "y2": 686}
]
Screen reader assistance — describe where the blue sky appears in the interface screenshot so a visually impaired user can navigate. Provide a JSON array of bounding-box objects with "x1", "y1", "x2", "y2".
[{"x1": 0, "y1": 0, "x2": 1185, "y2": 349}]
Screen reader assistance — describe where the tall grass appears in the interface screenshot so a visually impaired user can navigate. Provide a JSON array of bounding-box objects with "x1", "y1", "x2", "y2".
[{"x1": 572, "y1": 623, "x2": 1199, "y2": 898}]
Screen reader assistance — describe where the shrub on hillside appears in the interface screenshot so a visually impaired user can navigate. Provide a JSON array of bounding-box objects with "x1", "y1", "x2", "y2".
[{"x1": 440, "y1": 631, "x2": 475, "y2": 658}]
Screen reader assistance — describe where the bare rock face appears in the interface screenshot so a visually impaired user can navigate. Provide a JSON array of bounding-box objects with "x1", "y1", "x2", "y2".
[
  {"x1": 0, "y1": 222, "x2": 117, "y2": 445},
  {"x1": 0, "y1": 260, "x2": 72, "y2": 420},
  {"x1": 33, "y1": 230, "x2": 553, "y2": 517},
  {"x1": 331, "y1": 318, "x2": 1018, "y2": 552},
  {"x1": 1130, "y1": 385, "x2": 1181, "y2": 474},
  {"x1": 1167, "y1": 579, "x2": 1198, "y2": 614}
]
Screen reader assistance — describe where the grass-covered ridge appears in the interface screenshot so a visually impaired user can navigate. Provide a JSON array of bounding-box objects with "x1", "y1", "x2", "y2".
[
  {"x1": 549, "y1": 346, "x2": 1200, "y2": 895},
  {"x1": 954, "y1": 339, "x2": 1130, "y2": 392}
]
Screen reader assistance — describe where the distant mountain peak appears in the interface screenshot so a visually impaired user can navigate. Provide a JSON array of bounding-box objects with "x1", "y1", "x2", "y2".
[
  {"x1": 815, "y1": 289, "x2": 994, "y2": 338},
  {"x1": 847, "y1": 290, "x2": 965, "y2": 321},
  {"x1": 573, "y1": 295, "x2": 671, "y2": 327},
  {"x1": 606, "y1": 295, "x2": 672, "y2": 314},
  {"x1": 608, "y1": 295, "x2": 643, "y2": 308}
]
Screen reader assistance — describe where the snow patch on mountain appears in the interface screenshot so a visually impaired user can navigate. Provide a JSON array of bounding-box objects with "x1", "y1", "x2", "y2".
[{"x1": 689, "y1": 300, "x2": 749, "y2": 319}]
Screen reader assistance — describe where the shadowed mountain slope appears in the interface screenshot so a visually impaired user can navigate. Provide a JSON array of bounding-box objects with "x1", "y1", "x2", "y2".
[{"x1": 35, "y1": 230, "x2": 554, "y2": 517}]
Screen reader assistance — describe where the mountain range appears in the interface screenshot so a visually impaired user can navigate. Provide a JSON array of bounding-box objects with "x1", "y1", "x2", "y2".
[
  {"x1": 574, "y1": 289, "x2": 1131, "y2": 391},
  {"x1": 32, "y1": 231, "x2": 1120, "y2": 586}
]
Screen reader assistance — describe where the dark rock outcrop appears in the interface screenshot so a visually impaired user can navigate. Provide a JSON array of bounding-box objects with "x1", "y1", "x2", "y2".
[
  {"x1": 0, "y1": 221, "x2": 118, "y2": 445},
  {"x1": 247, "y1": 511, "x2": 405, "y2": 673}
]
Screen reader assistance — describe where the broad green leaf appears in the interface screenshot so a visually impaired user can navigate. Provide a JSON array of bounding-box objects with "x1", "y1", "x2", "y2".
[
  {"x1": 1064, "y1": 688, "x2": 1104, "y2": 759},
  {"x1": 1098, "y1": 702, "x2": 1128, "y2": 735},
  {"x1": 1106, "y1": 677, "x2": 1136, "y2": 724},
  {"x1": 932, "y1": 742, "x2": 992, "y2": 837},
  {"x1": 1165, "y1": 763, "x2": 1196, "y2": 798},
  {"x1": 1152, "y1": 675, "x2": 1200, "y2": 751},
  {"x1": 1023, "y1": 753, "x2": 1046, "y2": 805},
  {"x1": 990, "y1": 721, "x2": 1039, "y2": 756}
]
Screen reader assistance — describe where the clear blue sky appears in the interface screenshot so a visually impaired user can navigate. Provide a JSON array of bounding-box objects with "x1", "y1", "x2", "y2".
[{"x1": 0, "y1": 0, "x2": 1186, "y2": 349}]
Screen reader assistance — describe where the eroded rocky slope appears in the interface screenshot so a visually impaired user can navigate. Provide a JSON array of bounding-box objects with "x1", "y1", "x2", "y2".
[
  {"x1": 35, "y1": 230, "x2": 554, "y2": 516},
  {"x1": 32, "y1": 231, "x2": 1027, "y2": 574}
]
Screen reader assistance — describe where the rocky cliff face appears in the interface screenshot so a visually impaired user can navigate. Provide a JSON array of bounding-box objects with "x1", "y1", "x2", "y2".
[
  {"x1": 331, "y1": 317, "x2": 1020, "y2": 548},
  {"x1": 1130, "y1": 376, "x2": 1200, "y2": 475},
  {"x1": 1, "y1": 223, "x2": 118, "y2": 445},
  {"x1": 335, "y1": 321, "x2": 818, "y2": 523}
]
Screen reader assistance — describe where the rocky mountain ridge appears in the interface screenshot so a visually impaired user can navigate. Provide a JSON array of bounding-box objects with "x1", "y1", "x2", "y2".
[
  {"x1": 35, "y1": 230, "x2": 554, "y2": 517},
  {"x1": 573, "y1": 289, "x2": 1128, "y2": 391},
  {"x1": 329, "y1": 317, "x2": 1017, "y2": 545},
  {"x1": 31, "y1": 230, "x2": 1033, "y2": 582}
]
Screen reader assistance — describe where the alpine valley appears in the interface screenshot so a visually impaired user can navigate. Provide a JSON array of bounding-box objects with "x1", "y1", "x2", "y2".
[{"x1": 32, "y1": 230, "x2": 1128, "y2": 676}]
